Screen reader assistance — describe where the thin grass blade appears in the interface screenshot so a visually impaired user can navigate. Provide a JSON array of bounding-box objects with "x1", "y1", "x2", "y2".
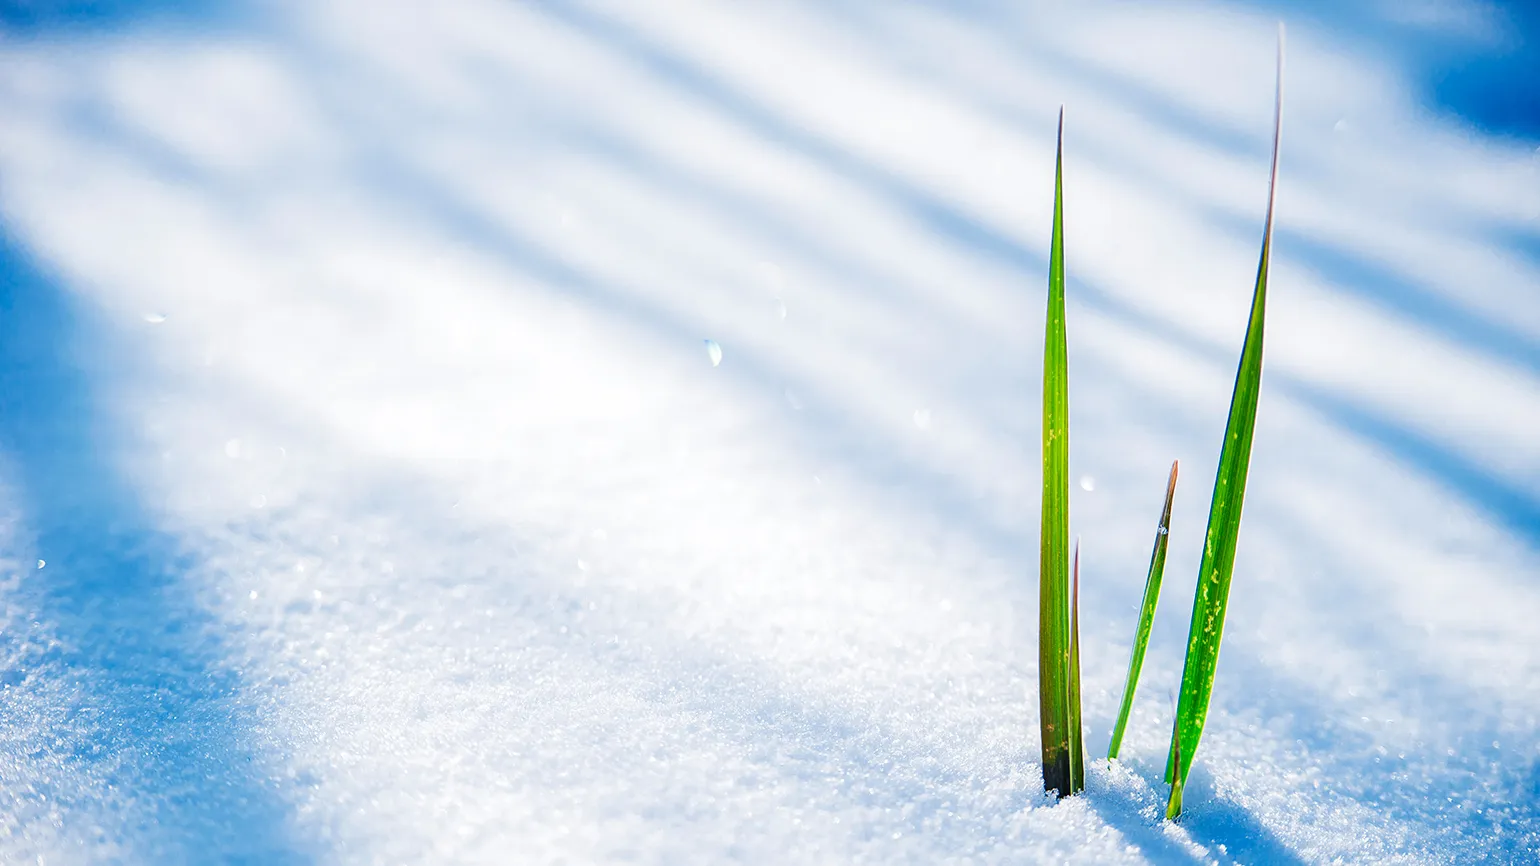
[
  {"x1": 1164, "y1": 30, "x2": 1284, "y2": 813},
  {"x1": 1165, "y1": 713, "x2": 1185, "y2": 820},
  {"x1": 1068, "y1": 539, "x2": 1085, "y2": 792},
  {"x1": 1108, "y1": 460, "x2": 1179, "y2": 759},
  {"x1": 1038, "y1": 106, "x2": 1076, "y2": 797}
]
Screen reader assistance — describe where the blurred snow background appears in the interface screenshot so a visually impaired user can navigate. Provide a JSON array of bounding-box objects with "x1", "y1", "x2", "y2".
[{"x1": 0, "y1": 0, "x2": 1537, "y2": 862}]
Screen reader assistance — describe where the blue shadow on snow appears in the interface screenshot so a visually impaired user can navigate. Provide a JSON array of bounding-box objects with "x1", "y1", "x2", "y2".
[
  {"x1": 1230, "y1": 0, "x2": 1540, "y2": 142},
  {"x1": 0, "y1": 230, "x2": 310, "y2": 862},
  {"x1": 0, "y1": 0, "x2": 235, "y2": 35}
]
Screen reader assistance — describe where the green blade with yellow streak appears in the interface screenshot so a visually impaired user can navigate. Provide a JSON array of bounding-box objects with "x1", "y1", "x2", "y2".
[
  {"x1": 1038, "y1": 106, "x2": 1080, "y2": 797},
  {"x1": 1165, "y1": 29, "x2": 1284, "y2": 817}
]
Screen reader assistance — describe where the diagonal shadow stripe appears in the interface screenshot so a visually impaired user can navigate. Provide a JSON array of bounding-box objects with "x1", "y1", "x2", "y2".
[
  {"x1": 0, "y1": 228, "x2": 312, "y2": 862},
  {"x1": 529, "y1": 0, "x2": 1540, "y2": 549}
]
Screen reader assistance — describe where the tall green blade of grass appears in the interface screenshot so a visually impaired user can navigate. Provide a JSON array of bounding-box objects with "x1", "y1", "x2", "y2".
[
  {"x1": 1068, "y1": 539, "x2": 1085, "y2": 792},
  {"x1": 1038, "y1": 106, "x2": 1079, "y2": 797},
  {"x1": 1107, "y1": 460, "x2": 1179, "y2": 760},
  {"x1": 1164, "y1": 31, "x2": 1284, "y2": 815}
]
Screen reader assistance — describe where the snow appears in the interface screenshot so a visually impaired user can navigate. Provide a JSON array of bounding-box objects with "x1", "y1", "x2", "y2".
[{"x1": 0, "y1": 0, "x2": 1537, "y2": 862}]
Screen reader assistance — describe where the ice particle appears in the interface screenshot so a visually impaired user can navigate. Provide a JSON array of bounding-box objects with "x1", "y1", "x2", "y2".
[{"x1": 704, "y1": 339, "x2": 723, "y2": 367}]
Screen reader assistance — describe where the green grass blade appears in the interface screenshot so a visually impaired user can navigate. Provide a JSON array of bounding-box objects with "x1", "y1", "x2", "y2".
[
  {"x1": 1107, "y1": 460, "x2": 1179, "y2": 760},
  {"x1": 1038, "y1": 106, "x2": 1076, "y2": 798},
  {"x1": 1164, "y1": 31, "x2": 1284, "y2": 813},
  {"x1": 1165, "y1": 714, "x2": 1185, "y2": 820},
  {"x1": 1068, "y1": 539, "x2": 1085, "y2": 792}
]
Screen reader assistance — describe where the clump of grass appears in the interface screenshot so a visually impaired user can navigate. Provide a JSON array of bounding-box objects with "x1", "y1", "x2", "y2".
[
  {"x1": 1163, "y1": 28, "x2": 1285, "y2": 819},
  {"x1": 1107, "y1": 460, "x2": 1179, "y2": 760},
  {"x1": 1038, "y1": 106, "x2": 1082, "y2": 798},
  {"x1": 1036, "y1": 30, "x2": 1283, "y2": 811}
]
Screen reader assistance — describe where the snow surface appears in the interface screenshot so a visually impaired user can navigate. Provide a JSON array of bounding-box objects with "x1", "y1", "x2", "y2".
[{"x1": 0, "y1": 0, "x2": 1537, "y2": 862}]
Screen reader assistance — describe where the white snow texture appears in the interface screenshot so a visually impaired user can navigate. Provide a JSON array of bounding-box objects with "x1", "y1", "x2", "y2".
[{"x1": 0, "y1": 0, "x2": 1537, "y2": 863}]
